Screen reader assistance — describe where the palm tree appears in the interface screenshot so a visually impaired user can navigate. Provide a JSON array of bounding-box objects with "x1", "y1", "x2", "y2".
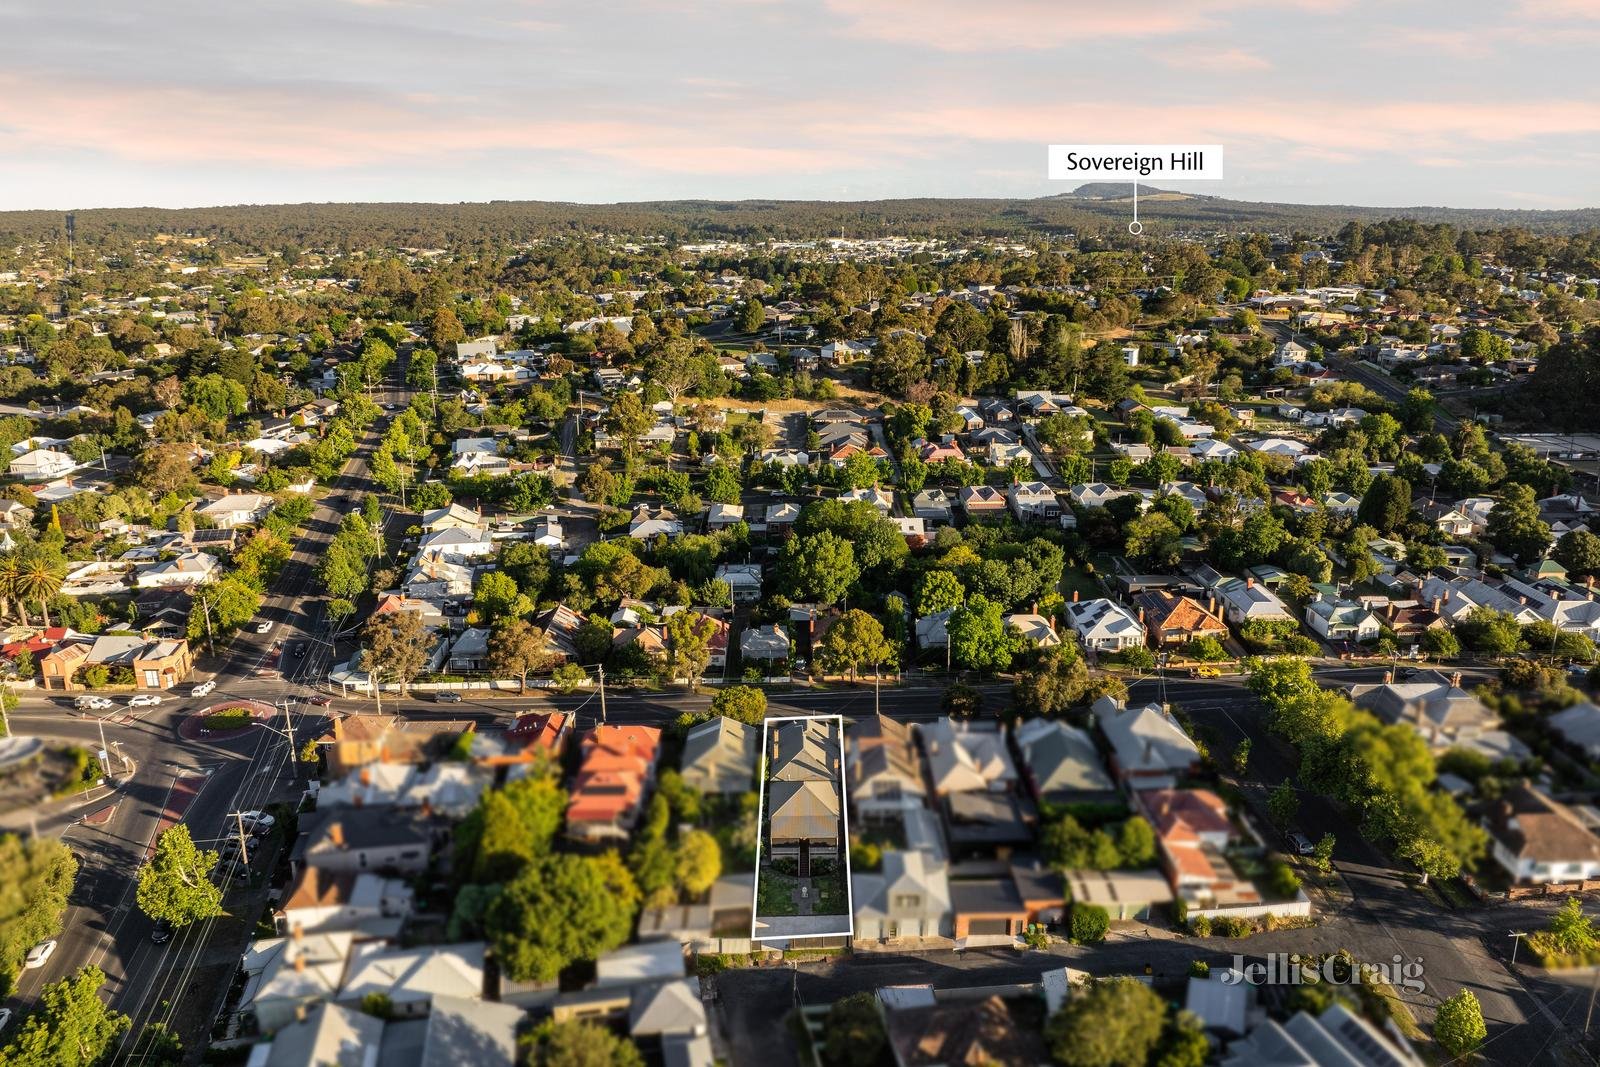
[
  {"x1": 0, "y1": 554, "x2": 21, "y2": 626},
  {"x1": 15, "y1": 557, "x2": 65, "y2": 629}
]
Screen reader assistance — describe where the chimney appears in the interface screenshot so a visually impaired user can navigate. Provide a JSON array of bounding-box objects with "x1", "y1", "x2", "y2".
[
  {"x1": 328, "y1": 821, "x2": 344, "y2": 846},
  {"x1": 1072, "y1": 590, "x2": 1080, "y2": 603},
  {"x1": 1138, "y1": 607, "x2": 1145, "y2": 623},
  {"x1": 1383, "y1": 671, "x2": 1392, "y2": 683},
  {"x1": 294, "y1": 954, "x2": 306, "y2": 974},
  {"x1": 1432, "y1": 596, "x2": 1443, "y2": 614},
  {"x1": 1387, "y1": 602, "x2": 1397, "y2": 620},
  {"x1": 292, "y1": 922, "x2": 304, "y2": 943},
  {"x1": 1451, "y1": 672, "x2": 1462, "y2": 689},
  {"x1": 1246, "y1": 577, "x2": 1255, "y2": 589},
  {"x1": 1588, "y1": 575, "x2": 1596, "y2": 592}
]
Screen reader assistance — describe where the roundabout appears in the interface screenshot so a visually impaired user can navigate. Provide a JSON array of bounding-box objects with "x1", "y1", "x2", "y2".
[{"x1": 179, "y1": 699, "x2": 278, "y2": 742}]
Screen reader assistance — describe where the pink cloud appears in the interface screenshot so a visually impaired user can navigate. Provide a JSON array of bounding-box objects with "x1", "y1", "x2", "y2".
[
  {"x1": 821, "y1": 0, "x2": 1350, "y2": 51},
  {"x1": 1152, "y1": 46, "x2": 1273, "y2": 72}
]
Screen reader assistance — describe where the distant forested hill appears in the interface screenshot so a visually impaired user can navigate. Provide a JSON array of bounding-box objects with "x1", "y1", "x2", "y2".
[{"x1": 0, "y1": 192, "x2": 1596, "y2": 252}]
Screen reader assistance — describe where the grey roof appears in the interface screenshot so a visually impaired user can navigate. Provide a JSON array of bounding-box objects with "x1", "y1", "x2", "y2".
[
  {"x1": 419, "y1": 995, "x2": 524, "y2": 1067},
  {"x1": 679, "y1": 717, "x2": 757, "y2": 793},
  {"x1": 261, "y1": 1003, "x2": 384, "y2": 1067},
  {"x1": 297, "y1": 808, "x2": 431, "y2": 860},
  {"x1": 628, "y1": 978, "x2": 706, "y2": 1037}
]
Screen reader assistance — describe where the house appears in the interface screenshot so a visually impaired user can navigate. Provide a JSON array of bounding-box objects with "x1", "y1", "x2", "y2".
[
  {"x1": 739, "y1": 623, "x2": 789, "y2": 663},
  {"x1": 1351, "y1": 670, "x2": 1525, "y2": 758},
  {"x1": 881, "y1": 993, "x2": 1046, "y2": 1067},
  {"x1": 132, "y1": 638, "x2": 192, "y2": 690},
  {"x1": 1063, "y1": 598, "x2": 1145, "y2": 652},
  {"x1": 1007, "y1": 482, "x2": 1058, "y2": 522},
  {"x1": 1134, "y1": 591, "x2": 1229, "y2": 647},
  {"x1": 821, "y1": 340, "x2": 871, "y2": 364},
  {"x1": 846, "y1": 714, "x2": 927, "y2": 821},
  {"x1": 839, "y1": 486, "x2": 894, "y2": 514},
  {"x1": 1486, "y1": 783, "x2": 1600, "y2": 884},
  {"x1": 1272, "y1": 340, "x2": 1309, "y2": 366},
  {"x1": 411, "y1": 996, "x2": 525, "y2": 1067},
  {"x1": 629, "y1": 505, "x2": 683, "y2": 540},
  {"x1": 9, "y1": 448, "x2": 78, "y2": 481},
  {"x1": 1058, "y1": 868, "x2": 1174, "y2": 921},
  {"x1": 1304, "y1": 597, "x2": 1381, "y2": 642},
  {"x1": 196, "y1": 492, "x2": 274, "y2": 529},
  {"x1": 1214, "y1": 577, "x2": 1293, "y2": 625},
  {"x1": 239, "y1": 931, "x2": 356, "y2": 1032},
  {"x1": 1013, "y1": 718, "x2": 1117, "y2": 804},
  {"x1": 249, "y1": 1002, "x2": 383, "y2": 1067},
  {"x1": 1221, "y1": 1003, "x2": 1422, "y2": 1067},
  {"x1": 919, "y1": 719, "x2": 1017, "y2": 795},
  {"x1": 135, "y1": 550, "x2": 222, "y2": 589},
  {"x1": 292, "y1": 808, "x2": 433, "y2": 877},
  {"x1": 402, "y1": 556, "x2": 475, "y2": 600},
  {"x1": 0, "y1": 499, "x2": 33, "y2": 527},
  {"x1": 678, "y1": 717, "x2": 757, "y2": 795},
  {"x1": 535, "y1": 603, "x2": 586, "y2": 663},
  {"x1": 337, "y1": 941, "x2": 486, "y2": 1018},
  {"x1": 713, "y1": 563, "x2": 762, "y2": 604},
  {"x1": 1549, "y1": 701, "x2": 1600, "y2": 759},
  {"x1": 420, "y1": 504, "x2": 485, "y2": 534},
  {"x1": 531, "y1": 517, "x2": 565, "y2": 549},
  {"x1": 1067, "y1": 482, "x2": 1143, "y2": 511},
  {"x1": 567, "y1": 725, "x2": 662, "y2": 843},
  {"x1": 1093, "y1": 696, "x2": 1201, "y2": 790},
  {"x1": 911, "y1": 489, "x2": 954, "y2": 525},
  {"x1": 948, "y1": 865, "x2": 1064, "y2": 938},
  {"x1": 274, "y1": 868, "x2": 413, "y2": 939},
  {"x1": 916, "y1": 436, "x2": 965, "y2": 464},
  {"x1": 1189, "y1": 437, "x2": 1238, "y2": 463},
  {"x1": 852, "y1": 850, "x2": 952, "y2": 942},
  {"x1": 957, "y1": 485, "x2": 1007, "y2": 518},
  {"x1": 767, "y1": 719, "x2": 842, "y2": 853},
  {"x1": 1004, "y1": 613, "x2": 1060, "y2": 649},
  {"x1": 705, "y1": 502, "x2": 744, "y2": 531},
  {"x1": 914, "y1": 609, "x2": 952, "y2": 652},
  {"x1": 1142, "y1": 789, "x2": 1261, "y2": 909},
  {"x1": 418, "y1": 527, "x2": 495, "y2": 562}
]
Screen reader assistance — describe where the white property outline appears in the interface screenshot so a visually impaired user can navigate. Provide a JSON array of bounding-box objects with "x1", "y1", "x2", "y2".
[{"x1": 750, "y1": 713, "x2": 855, "y2": 941}]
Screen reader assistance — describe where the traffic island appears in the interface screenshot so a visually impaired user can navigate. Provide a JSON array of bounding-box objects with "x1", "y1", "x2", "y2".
[{"x1": 181, "y1": 700, "x2": 277, "y2": 742}]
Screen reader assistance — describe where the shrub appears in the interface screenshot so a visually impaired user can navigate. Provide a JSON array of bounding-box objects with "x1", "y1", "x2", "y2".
[
  {"x1": 1069, "y1": 902, "x2": 1110, "y2": 943},
  {"x1": 1189, "y1": 959, "x2": 1210, "y2": 978},
  {"x1": 1265, "y1": 859, "x2": 1302, "y2": 898},
  {"x1": 1211, "y1": 916, "x2": 1254, "y2": 938},
  {"x1": 1189, "y1": 916, "x2": 1212, "y2": 937}
]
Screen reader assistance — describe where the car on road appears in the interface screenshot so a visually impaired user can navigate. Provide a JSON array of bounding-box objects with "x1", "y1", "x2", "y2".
[
  {"x1": 254, "y1": 620, "x2": 274, "y2": 634},
  {"x1": 306, "y1": 695, "x2": 333, "y2": 707},
  {"x1": 23, "y1": 939, "x2": 56, "y2": 969},
  {"x1": 1190, "y1": 665, "x2": 1222, "y2": 678},
  {"x1": 74, "y1": 695, "x2": 114, "y2": 711},
  {"x1": 434, "y1": 692, "x2": 463, "y2": 703},
  {"x1": 1286, "y1": 831, "x2": 1315, "y2": 855},
  {"x1": 150, "y1": 920, "x2": 172, "y2": 944},
  {"x1": 293, "y1": 641, "x2": 309, "y2": 658},
  {"x1": 238, "y1": 811, "x2": 276, "y2": 833},
  {"x1": 0, "y1": 1007, "x2": 10, "y2": 1033},
  {"x1": 191, "y1": 680, "x2": 217, "y2": 698},
  {"x1": 127, "y1": 694, "x2": 163, "y2": 708}
]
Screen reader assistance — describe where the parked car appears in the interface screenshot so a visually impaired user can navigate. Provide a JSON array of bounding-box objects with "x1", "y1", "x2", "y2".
[
  {"x1": 127, "y1": 694, "x2": 163, "y2": 708},
  {"x1": 23, "y1": 939, "x2": 56, "y2": 969},
  {"x1": 238, "y1": 811, "x2": 275, "y2": 833},
  {"x1": 292, "y1": 642, "x2": 309, "y2": 658},
  {"x1": 254, "y1": 620, "x2": 274, "y2": 634},
  {"x1": 0, "y1": 1007, "x2": 11, "y2": 1034},
  {"x1": 74, "y1": 696, "x2": 113, "y2": 711},
  {"x1": 434, "y1": 692, "x2": 463, "y2": 703},
  {"x1": 1286, "y1": 831, "x2": 1315, "y2": 855},
  {"x1": 306, "y1": 695, "x2": 333, "y2": 707},
  {"x1": 150, "y1": 920, "x2": 172, "y2": 944},
  {"x1": 191, "y1": 680, "x2": 217, "y2": 698}
]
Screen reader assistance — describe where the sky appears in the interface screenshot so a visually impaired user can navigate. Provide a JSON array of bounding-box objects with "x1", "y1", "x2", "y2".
[{"x1": 2, "y1": 0, "x2": 1599, "y2": 211}]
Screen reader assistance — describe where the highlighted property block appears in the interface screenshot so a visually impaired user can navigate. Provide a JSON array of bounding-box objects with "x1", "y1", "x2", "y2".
[{"x1": 751, "y1": 714, "x2": 853, "y2": 941}]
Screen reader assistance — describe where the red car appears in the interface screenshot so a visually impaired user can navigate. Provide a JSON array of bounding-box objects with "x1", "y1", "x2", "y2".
[{"x1": 305, "y1": 695, "x2": 333, "y2": 707}]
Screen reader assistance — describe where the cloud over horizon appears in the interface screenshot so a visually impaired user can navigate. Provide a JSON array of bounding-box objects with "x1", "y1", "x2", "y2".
[{"x1": 1, "y1": 0, "x2": 1596, "y2": 211}]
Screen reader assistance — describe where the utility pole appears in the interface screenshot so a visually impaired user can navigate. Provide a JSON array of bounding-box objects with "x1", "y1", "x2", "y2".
[
  {"x1": 1508, "y1": 930, "x2": 1527, "y2": 967},
  {"x1": 597, "y1": 665, "x2": 607, "y2": 725},
  {"x1": 96, "y1": 716, "x2": 110, "y2": 778},
  {"x1": 227, "y1": 811, "x2": 251, "y2": 866},
  {"x1": 281, "y1": 698, "x2": 298, "y2": 772}
]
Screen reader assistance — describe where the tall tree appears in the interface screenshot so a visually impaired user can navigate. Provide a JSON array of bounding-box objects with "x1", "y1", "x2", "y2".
[
  {"x1": 1045, "y1": 978, "x2": 1166, "y2": 1067},
  {"x1": 778, "y1": 531, "x2": 857, "y2": 605},
  {"x1": 947, "y1": 594, "x2": 1015, "y2": 672},
  {"x1": 136, "y1": 824, "x2": 224, "y2": 927},
  {"x1": 820, "y1": 608, "x2": 895, "y2": 681},
  {"x1": 364, "y1": 610, "x2": 433, "y2": 696},
  {"x1": 485, "y1": 853, "x2": 639, "y2": 982},
  {"x1": 1486, "y1": 483, "x2": 1552, "y2": 566},
  {"x1": 709, "y1": 685, "x2": 766, "y2": 725},
  {"x1": 487, "y1": 619, "x2": 550, "y2": 693},
  {"x1": 0, "y1": 966, "x2": 129, "y2": 1067},
  {"x1": 663, "y1": 610, "x2": 719, "y2": 688}
]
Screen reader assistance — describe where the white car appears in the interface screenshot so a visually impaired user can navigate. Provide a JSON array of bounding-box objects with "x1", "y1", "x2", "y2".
[
  {"x1": 255, "y1": 620, "x2": 274, "y2": 634},
  {"x1": 74, "y1": 696, "x2": 114, "y2": 711},
  {"x1": 23, "y1": 939, "x2": 56, "y2": 969},
  {"x1": 0, "y1": 1007, "x2": 10, "y2": 1033},
  {"x1": 238, "y1": 811, "x2": 276, "y2": 833},
  {"x1": 127, "y1": 694, "x2": 163, "y2": 708},
  {"x1": 191, "y1": 680, "x2": 217, "y2": 698}
]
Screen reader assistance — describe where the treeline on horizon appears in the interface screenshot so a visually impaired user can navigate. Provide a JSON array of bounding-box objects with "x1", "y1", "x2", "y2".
[{"x1": 0, "y1": 193, "x2": 1598, "y2": 255}]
